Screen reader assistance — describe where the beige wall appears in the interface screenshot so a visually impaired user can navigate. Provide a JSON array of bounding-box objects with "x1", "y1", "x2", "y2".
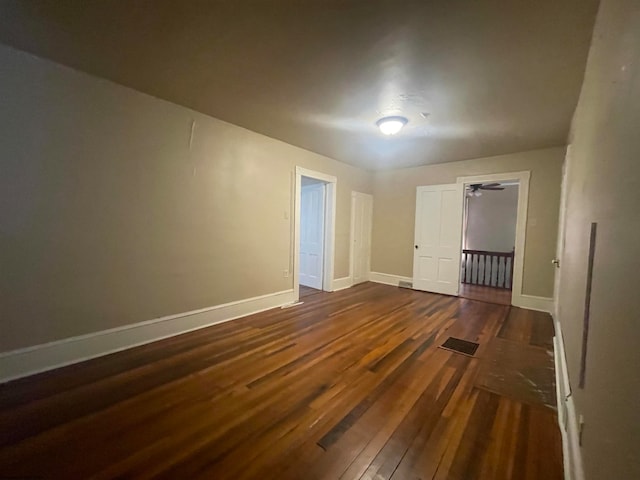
[
  {"x1": 466, "y1": 185, "x2": 518, "y2": 252},
  {"x1": 556, "y1": 0, "x2": 640, "y2": 478},
  {"x1": 371, "y1": 147, "x2": 564, "y2": 297},
  {"x1": 0, "y1": 45, "x2": 372, "y2": 352}
]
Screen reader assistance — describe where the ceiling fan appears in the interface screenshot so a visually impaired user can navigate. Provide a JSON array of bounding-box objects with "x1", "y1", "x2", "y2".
[{"x1": 466, "y1": 183, "x2": 504, "y2": 197}]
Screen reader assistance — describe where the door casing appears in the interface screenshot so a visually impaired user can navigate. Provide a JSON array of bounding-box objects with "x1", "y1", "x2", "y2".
[
  {"x1": 456, "y1": 171, "x2": 531, "y2": 307},
  {"x1": 293, "y1": 166, "x2": 336, "y2": 302}
]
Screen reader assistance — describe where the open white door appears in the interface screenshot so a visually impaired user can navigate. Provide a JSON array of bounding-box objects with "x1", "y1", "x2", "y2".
[
  {"x1": 413, "y1": 183, "x2": 464, "y2": 295},
  {"x1": 553, "y1": 147, "x2": 571, "y2": 318},
  {"x1": 351, "y1": 192, "x2": 373, "y2": 285},
  {"x1": 299, "y1": 182, "x2": 325, "y2": 289}
]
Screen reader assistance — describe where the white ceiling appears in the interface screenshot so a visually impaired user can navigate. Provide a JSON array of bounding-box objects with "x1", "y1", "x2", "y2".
[{"x1": 0, "y1": 0, "x2": 599, "y2": 170}]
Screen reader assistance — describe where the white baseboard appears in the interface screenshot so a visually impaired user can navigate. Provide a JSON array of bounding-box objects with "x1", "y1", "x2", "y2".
[
  {"x1": 369, "y1": 274, "x2": 553, "y2": 314},
  {"x1": 553, "y1": 317, "x2": 584, "y2": 480},
  {"x1": 369, "y1": 271, "x2": 413, "y2": 287},
  {"x1": 0, "y1": 289, "x2": 296, "y2": 384},
  {"x1": 332, "y1": 276, "x2": 353, "y2": 291},
  {"x1": 513, "y1": 293, "x2": 554, "y2": 313}
]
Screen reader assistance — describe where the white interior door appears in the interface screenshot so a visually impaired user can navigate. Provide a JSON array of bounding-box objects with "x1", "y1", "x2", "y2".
[
  {"x1": 413, "y1": 184, "x2": 464, "y2": 295},
  {"x1": 351, "y1": 192, "x2": 373, "y2": 285},
  {"x1": 553, "y1": 146, "x2": 571, "y2": 317},
  {"x1": 299, "y1": 182, "x2": 325, "y2": 289}
]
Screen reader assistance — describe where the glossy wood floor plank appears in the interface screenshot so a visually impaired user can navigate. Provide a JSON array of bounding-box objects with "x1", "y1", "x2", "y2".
[
  {"x1": 459, "y1": 283, "x2": 512, "y2": 305},
  {"x1": 0, "y1": 283, "x2": 562, "y2": 479}
]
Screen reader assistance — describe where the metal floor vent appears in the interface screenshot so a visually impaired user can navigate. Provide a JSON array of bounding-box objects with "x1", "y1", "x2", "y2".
[
  {"x1": 398, "y1": 280, "x2": 413, "y2": 289},
  {"x1": 439, "y1": 337, "x2": 480, "y2": 357}
]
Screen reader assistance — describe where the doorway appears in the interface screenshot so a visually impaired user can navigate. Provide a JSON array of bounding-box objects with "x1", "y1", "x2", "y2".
[
  {"x1": 411, "y1": 171, "x2": 531, "y2": 308},
  {"x1": 460, "y1": 181, "x2": 519, "y2": 305},
  {"x1": 457, "y1": 171, "x2": 530, "y2": 307},
  {"x1": 299, "y1": 177, "x2": 326, "y2": 293},
  {"x1": 293, "y1": 167, "x2": 337, "y2": 302}
]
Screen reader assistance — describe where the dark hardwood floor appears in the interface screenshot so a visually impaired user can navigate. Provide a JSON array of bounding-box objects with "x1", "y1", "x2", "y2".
[
  {"x1": 0, "y1": 282, "x2": 562, "y2": 479},
  {"x1": 299, "y1": 284, "x2": 322, "y2": 298},
  {"x1": 459, "y1": 283, "x2": 512, "y2": 306}
]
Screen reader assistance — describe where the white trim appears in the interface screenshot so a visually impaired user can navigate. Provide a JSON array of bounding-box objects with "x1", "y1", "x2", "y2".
[
  {"x1": 553, "y1": 318, "x2": 584, "y2": 480},
  {"x1": 332, "y1": 276, "x2": 353, "y2": 291},
  {"x1": 369, "y1": 271, "x2": 413, "y2": 287},
  {"x1": 0, "y1": 289, "x2": 295, "y2": 383},
  {"x1": 457, "y1": 171, "x2": 530, "y2": 307},
  {"x1": 513, "y1": 294, "x2": 554, "y2": 313},
  {"x1": 294, "y1": 167, "x2": 337, "y2": 300},
  {"x1": 554, "y1": 319, "x2": 572, "y2": 400}
]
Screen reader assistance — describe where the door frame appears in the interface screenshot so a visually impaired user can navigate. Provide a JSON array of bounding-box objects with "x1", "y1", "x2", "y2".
[
  {"x1": 293, "y1": 166, "x2": 337, "y2": 302},
  {"x1": 456, "y1": 171, "x2": 530, "y2": 307},
  {"x1": 349, "y1": 191, "x2": 374, "y2": 285}
]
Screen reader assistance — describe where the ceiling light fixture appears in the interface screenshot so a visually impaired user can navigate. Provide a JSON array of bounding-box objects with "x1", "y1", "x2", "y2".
[{"x1": 376, "y1": 116, "x2": 408, "y2": 135}]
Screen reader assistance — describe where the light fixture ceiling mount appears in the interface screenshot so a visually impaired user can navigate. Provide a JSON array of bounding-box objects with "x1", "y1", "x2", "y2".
[{"x1": 376, "y1": 116, "x2": 408, "y2": 135}]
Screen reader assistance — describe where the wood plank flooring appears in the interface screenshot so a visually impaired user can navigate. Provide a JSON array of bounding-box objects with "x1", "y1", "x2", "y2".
[
  {"x1": 0, "y1": 282, "x2": 562, "y2": 479},
  {"x1": 299, "y1": 285, "x2": 322, "y2": 299},
  {"x1": 459, "y1": 283, "x2": 512, "y2": 305}
]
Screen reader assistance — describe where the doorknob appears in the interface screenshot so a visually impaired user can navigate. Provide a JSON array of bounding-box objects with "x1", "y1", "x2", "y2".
[
  {"x1": 415, "y1": 245, "x2": 419, "y2": 249},
  {"x1": 552, "y1": 258, "x2": 560, "y2": 268}
]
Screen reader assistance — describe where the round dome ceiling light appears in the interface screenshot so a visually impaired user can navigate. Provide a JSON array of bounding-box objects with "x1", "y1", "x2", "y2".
[{"x1": 376, "y1": 116, "x2": 408, "y2": 135}]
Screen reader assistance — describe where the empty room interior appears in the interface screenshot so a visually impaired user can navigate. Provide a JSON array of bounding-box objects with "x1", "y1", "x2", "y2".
[{"x1": 0, "y1": 1, "x2": 638, "y2": 479}]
